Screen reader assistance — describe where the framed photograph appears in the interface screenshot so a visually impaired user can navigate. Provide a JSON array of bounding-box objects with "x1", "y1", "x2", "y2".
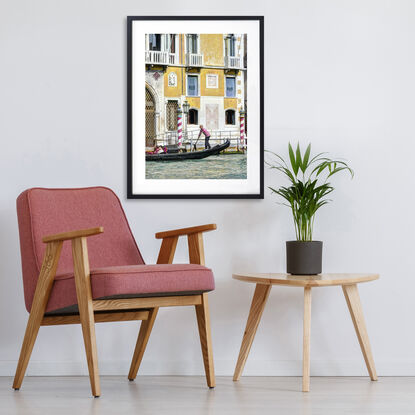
[{"x1": 127, "y1": 16, "x2": 264, "y2": 199}]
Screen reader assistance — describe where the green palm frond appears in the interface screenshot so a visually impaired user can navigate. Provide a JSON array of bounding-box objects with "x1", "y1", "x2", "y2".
[{"x1": 266, "y1": 143, "x2": 353, "y2": 241}]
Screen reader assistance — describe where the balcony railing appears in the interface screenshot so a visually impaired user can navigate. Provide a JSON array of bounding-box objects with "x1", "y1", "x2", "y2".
[
  {"x1": 225, "y1": 56, "x2": 243, "y2": 69},
  {"x1": 145, "y1": 50, "x2": 178, "y2": 65},
  {"x1": 186, "y1": 53, "x2": 203, "y2": 67}
]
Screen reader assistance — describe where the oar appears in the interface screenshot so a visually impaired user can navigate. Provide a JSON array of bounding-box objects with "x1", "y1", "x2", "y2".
[{"x1": 193, "y1": 134, "x2": 201, "y2": 151}]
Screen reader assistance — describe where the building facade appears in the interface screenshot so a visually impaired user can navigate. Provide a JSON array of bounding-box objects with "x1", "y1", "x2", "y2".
[{"x1": 145, "y1": 33, "x2": 246, "y2": 149}]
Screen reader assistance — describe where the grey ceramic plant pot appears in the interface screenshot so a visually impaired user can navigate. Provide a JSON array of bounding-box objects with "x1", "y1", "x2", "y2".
[{"x1": 286, "y1": 241, "x2": 323, "y2": 275}]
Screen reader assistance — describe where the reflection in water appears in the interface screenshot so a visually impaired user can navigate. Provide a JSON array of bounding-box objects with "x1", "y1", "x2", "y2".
[{"x1": 146, "y1": 154, "x2": 247, "y2": 180}]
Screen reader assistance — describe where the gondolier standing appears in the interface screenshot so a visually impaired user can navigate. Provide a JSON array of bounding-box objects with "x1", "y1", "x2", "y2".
[{"x1": 198, "y1": 125, "x2": 211, "y2": 150}]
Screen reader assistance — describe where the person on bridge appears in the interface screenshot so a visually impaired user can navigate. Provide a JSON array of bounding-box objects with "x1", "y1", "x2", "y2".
[{"x1": 198, "y1": 125, "x2": 211, "y2": 150}]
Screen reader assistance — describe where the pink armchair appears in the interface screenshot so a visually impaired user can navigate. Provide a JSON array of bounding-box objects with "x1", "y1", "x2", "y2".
[{"x1": 13, "y1": 187, "x2": 216, "y2": 396}]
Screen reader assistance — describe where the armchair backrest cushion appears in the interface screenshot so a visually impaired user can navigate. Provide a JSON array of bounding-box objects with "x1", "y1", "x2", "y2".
[{"x1": 16, "y1": 187, "x2": 144, "y2": 312}]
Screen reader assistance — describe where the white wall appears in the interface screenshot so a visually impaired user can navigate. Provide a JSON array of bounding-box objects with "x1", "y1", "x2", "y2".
[{"x1": 1, "y1": 0, "x2": 414, "y2": 377}]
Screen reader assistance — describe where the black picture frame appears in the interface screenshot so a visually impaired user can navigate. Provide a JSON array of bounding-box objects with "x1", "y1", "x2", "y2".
[{"x1": 127, "y1": 16, "x2": 264, "y2": 199}]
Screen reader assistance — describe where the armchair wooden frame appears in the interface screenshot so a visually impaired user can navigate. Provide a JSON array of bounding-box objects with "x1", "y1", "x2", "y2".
[{"x1": 13, "y1": 224, "x2": 217, "y2": 397}]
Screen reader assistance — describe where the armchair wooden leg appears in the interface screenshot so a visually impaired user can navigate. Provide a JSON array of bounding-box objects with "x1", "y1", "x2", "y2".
[
  {"x1": 128, "y1": 307, "x2": 159, "y2": 381},
  {"x1": 195, "y1": 293, "x2": 215, "y2": 388},
  {"x1": 72, "y1": 237, "x2": 100, "y2": 397},
  {"x1": 13, "y1": 241, "x2": 63, "y2": 390}
]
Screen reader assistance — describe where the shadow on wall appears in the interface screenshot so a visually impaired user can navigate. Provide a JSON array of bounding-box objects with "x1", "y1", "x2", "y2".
[
  {"x1": 0, "y1": 209, "x2": 27, "y2": 348},
  {"x1": 218, "y1": 200, "x2": 285, "y2": 272}
]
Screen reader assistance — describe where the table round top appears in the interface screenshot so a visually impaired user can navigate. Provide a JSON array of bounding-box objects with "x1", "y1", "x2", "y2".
[{"x1": 232, "y1": 273, "x2": 379, "y2": 287}]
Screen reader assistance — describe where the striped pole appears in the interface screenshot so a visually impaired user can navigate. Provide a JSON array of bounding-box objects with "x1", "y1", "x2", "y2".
[
  {"x1": 177, "y1": 109, "x2": 183, "y2": 147},
  {"x1": 239, "y1": 110, "x2": 246, "y2": 151}
]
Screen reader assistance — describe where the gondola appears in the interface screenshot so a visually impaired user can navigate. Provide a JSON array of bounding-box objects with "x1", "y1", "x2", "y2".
[{"x1": 146, "y1": 140, "x2": 230, "y2": 161}]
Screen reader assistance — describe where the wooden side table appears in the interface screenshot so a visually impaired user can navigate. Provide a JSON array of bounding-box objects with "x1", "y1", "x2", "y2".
[{"x1": 232, "y1": 273, "x2": 379, "y2": 391}]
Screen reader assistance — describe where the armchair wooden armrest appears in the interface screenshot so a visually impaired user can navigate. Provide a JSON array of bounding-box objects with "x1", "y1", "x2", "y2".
[
  {"x1": 156, "y1": 224, "x2": 217, "y2": 266},
  {"x1": 42, "y1": 227, "x2": 104, "y2": 243},
  {"x1": 155, "y1": 224, "x2": 216, "y2": 239}
]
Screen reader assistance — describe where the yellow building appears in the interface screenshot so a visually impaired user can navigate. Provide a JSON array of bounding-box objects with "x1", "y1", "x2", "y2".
[{"x1": 145, "y1": 33, "x2": 246, "y2": 148}]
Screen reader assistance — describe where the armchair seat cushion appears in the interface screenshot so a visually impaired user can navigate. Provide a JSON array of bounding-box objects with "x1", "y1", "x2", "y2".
[{"x1": 46, "y1": 264, "x2": 215, "y2": 314}]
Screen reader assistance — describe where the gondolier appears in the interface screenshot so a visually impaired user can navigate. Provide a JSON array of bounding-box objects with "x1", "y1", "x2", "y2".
[{"x1": 198, "y1": 125, "x2": 211, "y2": 149}]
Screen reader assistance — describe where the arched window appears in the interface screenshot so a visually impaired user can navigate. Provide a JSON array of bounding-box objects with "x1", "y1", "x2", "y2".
[
  {"x1": 145, "y1": 87, "x2": 156, "y2": 146},
  {"x1": 188, "y1": 108, "x2": 198, "y2": 125},
  {"x1": 225, "y1": 109, "x2": 236, "y2": 125}
]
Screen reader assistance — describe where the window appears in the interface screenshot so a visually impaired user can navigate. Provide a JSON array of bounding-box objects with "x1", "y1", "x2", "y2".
[
  {"x1": 166, "y1": 100, "x2": 178, "y2": 131},
  {"x1": 225, "y1": 34, "x2": 236, "y2": 57},
  {"x1": 225, "y1": 109, "x2": 236, "y2": 125},
  {"x1": 188, "y1": 34, "x2": 198, "y2": 53},
  {"x1": 229, "y1": 34, "x2": 236, "y2": 56},
  {"x1": 145, "y1": 88, "x2": 156, "y2": 146},
  {"x1": 168, "y1": 34, "x2": 176, "y2": 53},
  {"x1": 149, "y1": 34, "x2": 161, "y2": 51},
  {"x1": 225, "y1": 77, "x2": 236, "y2": 97},
  {"x1": 187, "y1": 75, "x2": 198, "y2": 96},
  {"x1": 188, "y1": 109, "x2": 198, "y2": 125}
]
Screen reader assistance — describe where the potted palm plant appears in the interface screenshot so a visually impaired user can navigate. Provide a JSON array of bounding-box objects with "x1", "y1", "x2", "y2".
[{"x1": 267, "y1": 143, "x2": 353, "y2": 275}]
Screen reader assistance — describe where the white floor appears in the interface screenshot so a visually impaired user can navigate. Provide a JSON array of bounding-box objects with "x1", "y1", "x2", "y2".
[{"x1": 0, "y1": 376, "x2": 414, "y2": 415}]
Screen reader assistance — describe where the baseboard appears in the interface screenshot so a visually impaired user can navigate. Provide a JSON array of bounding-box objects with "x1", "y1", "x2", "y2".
[{"x1": 1, "y1": 359, "x2": 415, "y2": 377}]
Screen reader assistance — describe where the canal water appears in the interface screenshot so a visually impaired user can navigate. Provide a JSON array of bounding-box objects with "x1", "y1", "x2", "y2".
[{"x1": 146, "y1": 153, "x2": 247, "y2": 180}]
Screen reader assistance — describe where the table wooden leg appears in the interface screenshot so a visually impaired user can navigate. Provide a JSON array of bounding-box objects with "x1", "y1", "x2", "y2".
[
  {"x1": 342, "y1": 284, "x2": 378, "y2": 381},
  {"x1": 233, "y1": 283, "x2": 271, "y2": 381},
  {"x1": 302, "y1": 286, "x2": 312, "y2": 392}
]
